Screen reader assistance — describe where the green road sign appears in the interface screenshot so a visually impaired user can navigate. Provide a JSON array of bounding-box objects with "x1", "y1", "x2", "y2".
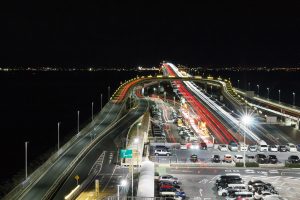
[{"x1": 120, "y1": 149, "x2": 132, "y2": 158}]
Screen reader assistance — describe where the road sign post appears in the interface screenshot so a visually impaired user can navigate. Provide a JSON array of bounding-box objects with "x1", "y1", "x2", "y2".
[{"x1": 120, "y1": 149, "x2": 133, "y2": 158}]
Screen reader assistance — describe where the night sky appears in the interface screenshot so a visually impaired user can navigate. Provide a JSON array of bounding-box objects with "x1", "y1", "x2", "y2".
[{"x1": 1, "y1": 2, "x2": 300, "y2": 67}]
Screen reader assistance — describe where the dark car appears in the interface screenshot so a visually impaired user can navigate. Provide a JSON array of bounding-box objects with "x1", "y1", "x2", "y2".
[
  {"x1": 175, "y1": 191, "x2": 186, "y2": 199},
  {"x1": 216, "y1": 175, "x2": 243, "y2": 188},
  {"x1": 267, "y1": 155, "x2": 278, "y2": 164},
  {"x1": 288, "y1": 155, "x2": 300, "y2": 163},
  {"x1": 190, "y1": 154, "x2": 198, "y2": 162},
  {"x1": 211, "y1": 155, "x2": 221, "y2": 163},
  {"x1": 278, "y1": 145, "x2": 287, "y2": 152},
  {"x1": 216, "y1": 179, "x2": 243, "y2": 189},
  {"x1": 256, "y1": 154, "x2": 267, "y2": 164},
  {"x1": 200, "y1": 142, "x2": 207, "y2": 150}
]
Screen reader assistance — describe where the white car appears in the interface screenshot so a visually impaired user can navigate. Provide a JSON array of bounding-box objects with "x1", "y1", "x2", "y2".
[
  {"x1": 269, "y1": 145, "x2": 278, "y2": 152},
  {"x1": 234, "y1": 155, "x2": 244, "y2": 163},
  {"x1": 154, "y1": 149, "x2": 171, "y2": 156},
  {"x1": 254, "y1": 191, "x2": 273, "y2": 199},
  {"x1": 249, "y1": 145, "x2": 257, "y2": 152},
  {"x1": 218, "y1": 144, "x2": 228, "y2": 152},
  {"x1": 217, "y1": 184, "x2": 247, "y2": 196},
  {"x1": 159, "y1": 175, "x2": 178, "y2": 184},
  {"x1": 286, "y1": 143, "x2": 297, "y2": 152}
]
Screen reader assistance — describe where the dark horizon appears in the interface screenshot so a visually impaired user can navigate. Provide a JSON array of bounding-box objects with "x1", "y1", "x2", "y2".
[{"x1": 1, "y1": 2, "x2": 300, "y2": 67}]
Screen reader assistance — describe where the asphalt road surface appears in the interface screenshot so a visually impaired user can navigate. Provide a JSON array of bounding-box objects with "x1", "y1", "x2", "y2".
[
  {"x1": 157, "y1": 167, "x2": 300, "y2": 199},
  {"x1": 20, "y1": 102, "x2": 125, "y2": 200},
  {"x1": 53, "y1": 99, "x2": 149, "y2": 199}
]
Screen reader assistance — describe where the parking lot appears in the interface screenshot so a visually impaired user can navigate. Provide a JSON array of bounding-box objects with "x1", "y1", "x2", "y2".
[
  {"x1": 156, "y1": 166, "x2": 300, "y2": 199},
  {"x1": 150, "y1": 145, "x2": 300, "y2": 166}
]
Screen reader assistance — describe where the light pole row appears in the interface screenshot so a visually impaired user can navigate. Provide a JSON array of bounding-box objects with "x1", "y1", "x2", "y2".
[{"x1": 238, "y1": 80, "x2": 296, "y2": 106}]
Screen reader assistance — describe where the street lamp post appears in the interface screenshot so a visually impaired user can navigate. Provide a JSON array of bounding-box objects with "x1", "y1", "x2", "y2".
[
  {"x1": 92, "y1": 102, "x2": 94, "y2": 121},
  {"x1": 267, "y1": 88, "x2": 270, "y2": 99},
  {"x1": 134, "y1": 138, "x2": 139, "y2": 167},
  {"x1": 257, "y1": 85, "x2": 260, "y2": 96},
  {"x1": 57, "y1": 122, "x2": 60, "y2": 151},
  {"x1": 248, "y1": 82, "x2": 251, "y2": 91},
  {"x1": 240, "y1": 115, "x2": 253, "y2": 168},
  {"x1": 173, "y1": 96, "x2": 175, "y2": 107},
  {"x1": 77, "y1": 110, "x2": 80, "y2": 134},
  {"x1": 278, "y1": 90, "x2": 281, "y2": 103},
  {"x1": 210, "y1": 85, "x2": 213, "y2": 97},
  {"x1": 293, "y1": 92, "x2": 296, "y2": 106},
  {"x1": 237, "y1": 80, "x2": 240, "y2": 89},
  {"x1": 25, "y1": 141, "x2": 29, "y2": 180},
  {"x1": 101, "y1": 93, "x2": 103, "y2": 110},
  {"x1": 117, "y1": 180, "x2": 127, "y2": 200},
  {"x1": 108, "y1": 86, "x2": 110, "y2": 101}
]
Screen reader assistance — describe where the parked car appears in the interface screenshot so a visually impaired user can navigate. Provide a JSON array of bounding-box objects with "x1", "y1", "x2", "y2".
[
  {"x1": 296, "y1": 144, "x2": 300, "y2": 151},
  {"x1": 256, "y1": 154, "x2": 268, "y2": 164},
  {"x1": 216, "y1": 174, "x2": 243, "y2": 188},
  {"x1": 175, "y1": 191, "x2": 186, "y2": 199},
  {"x1": 211, "y1": 155, "x2": 221, "y2": 163},
  {"x1": 234, "y1": 155, "x2": 244, "y2": 163},
  {"x1": 226, "y1": 191, "x2": 254, "y2": 199},
  {"x1": 286, "y1": 143, "x2": 297, "y2": 152},
  {"x1": 245, "y1": 154, "x2": 255, "y2": 162},
  {"x1": 249, "y1": 145, "x2": 257, "y2": 152},
  {"x1": 239, "y1": 142, "x2": 248, "y2": 151},
  {"x1": 218, "y1": 144, "x2": 228, "y2": 151},
  {"x1": 159, "y1": 181, "x2": 181, "y2": 190},
  {"x1": 278, "y1": 145, "x2": 287, "y2": 152},
  {"x1": 224, "y1": 154, "x2": 233, "y2": 163},
  {"x1": 254, "y1": 191, "x2": 273, "y2": 200},
  {"x1": 217, "y1": 183, "x2": 247, "y2": 196},
  {"x1": 258, "y1": 140, "x2": 268, "y2": 152},
  {"x1": 269, "y1": 145, "x2": 278, "y2": 152},
  {"x1": 228, "y1": 142, "x2": 238, "y2": 151},
  {"x1": 159, "y1": 175, "x2": 178, "y2": 184},
  {"x1": 190, "y1": 154, "x2": 198, "y2": 162},
  {"x1": 200, "y1": 142, "x2": 207, "y2": 150},
  {"x1": 288, "y1": 155, "x2": 300, "y2": 163},
  {"x1": 155, "y1": 149, "x2": 171, "y2": 156},
  {"x1": 267, "y1": 155, "x2": 278, "y2": 164}
]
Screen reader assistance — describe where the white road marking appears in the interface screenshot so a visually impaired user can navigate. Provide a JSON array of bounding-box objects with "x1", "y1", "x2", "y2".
[{"x1": 199, "y1": 188, "x2": 203, "y2": 196}]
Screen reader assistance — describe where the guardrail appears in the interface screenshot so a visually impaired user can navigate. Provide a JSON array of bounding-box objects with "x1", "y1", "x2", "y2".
[
  {"x1": 42, "y1": 102, "x2": 127, "y2": 200},
  {"x1": 4, "y1": 102, "x2": 126, "y2": 200}
]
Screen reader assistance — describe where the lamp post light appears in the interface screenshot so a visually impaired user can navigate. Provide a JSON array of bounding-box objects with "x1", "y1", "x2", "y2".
[
  {"x1": 117, "y1": 179, "x2": 127, "y2": 200},
  {"x1": 293, "y1": 92, "x2": 296, "y2": 106},
  {"x1": 267, "y1": 88, "x2": 270, "y2": 99},
  {"x1": 278, "y1": 90, "x2": 281, "y2": 103},
  {"x1": 257, "y1": 85, "x2": 260, "y2": 96},
  {"x1": 237, "y1": 80, "x2": 240, "y2": 89},
  {"x1": 25, "y1": 141, "x2": 29, "y2": 180},
  {"x1": 77, "y1": 110, "x2": 80, "y2": 134}
]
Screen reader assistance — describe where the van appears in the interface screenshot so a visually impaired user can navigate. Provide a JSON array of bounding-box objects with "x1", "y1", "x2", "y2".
[
  {"x1": 239, "y1": 142, "x2": 248, "y2": 151},
  {"x1": 258, "y1": 140, "x2": 268, "y2": 152}
]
